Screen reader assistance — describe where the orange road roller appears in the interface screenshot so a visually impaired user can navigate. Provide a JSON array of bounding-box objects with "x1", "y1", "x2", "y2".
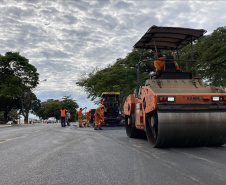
[{"x1": 123, "y1": 26, "x2": 226, "y2": 147}]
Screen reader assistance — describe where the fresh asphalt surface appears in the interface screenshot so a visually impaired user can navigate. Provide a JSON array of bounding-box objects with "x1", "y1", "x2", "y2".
[{"x1": 0, "y1": 122, "x2": 226, "y2": 185}]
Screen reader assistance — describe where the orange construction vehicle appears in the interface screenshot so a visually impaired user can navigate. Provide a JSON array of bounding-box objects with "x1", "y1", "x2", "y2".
[{"x1": 123, "y1": 26, "x2": 226, "y2": 147}]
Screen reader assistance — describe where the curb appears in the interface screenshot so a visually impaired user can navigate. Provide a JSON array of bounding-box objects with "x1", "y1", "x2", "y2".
[{"x1": 0, "y1": 124, "x2": 11, "y2": 127}]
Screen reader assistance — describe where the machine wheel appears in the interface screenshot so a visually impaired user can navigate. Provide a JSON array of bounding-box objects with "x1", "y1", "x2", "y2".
[
  {"x1": 146, "y1": 114, "x2": 158, "y2": 147},
  {"x1": 125, "y1": 112, "x2": 140, "y2": 138}
]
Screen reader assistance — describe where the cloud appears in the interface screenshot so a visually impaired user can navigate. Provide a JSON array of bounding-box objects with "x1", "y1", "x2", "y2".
[{"x1": 1, "y1": 0, "x2": 226, "y2": 110}]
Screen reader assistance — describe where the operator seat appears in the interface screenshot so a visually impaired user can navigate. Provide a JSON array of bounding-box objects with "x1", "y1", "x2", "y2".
[{"x1": 164, "y1": 56, "x2": 176, "y2": 72}]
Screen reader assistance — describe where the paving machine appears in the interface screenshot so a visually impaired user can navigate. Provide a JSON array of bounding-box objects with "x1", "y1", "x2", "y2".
[
  {"x1": 89, "y1": 109, "x2": 96, "y2": 124},
  {"x1": 102, "y1": 92, "x2": 122, "y2": 126},
  {"x1": 123, "y1": 26, "x2": 226, "y2": 147}
]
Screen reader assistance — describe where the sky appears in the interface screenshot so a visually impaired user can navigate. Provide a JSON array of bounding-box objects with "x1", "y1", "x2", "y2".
[{"x1": 1, "y1": 0, "x2": 226, "y2": 118}]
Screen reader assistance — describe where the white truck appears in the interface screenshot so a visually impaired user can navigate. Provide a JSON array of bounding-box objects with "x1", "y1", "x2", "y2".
[{"x1": 47, "y1": 117, "x2": 56, "y2": 123}]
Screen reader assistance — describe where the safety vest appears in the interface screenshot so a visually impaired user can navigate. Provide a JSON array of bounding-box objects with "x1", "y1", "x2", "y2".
[
  {"x1": 154, "y1": 57, "x2": 180, "y2": 71},
  {"x1": 154, "y1": 57, "x2": 166, "y2": 71},
  {"x1": 85, "y1": 112, "x2": 91, "y2": 118},
  {"x1": 76, "y1": 110, "x2": 80, "y2": 118},
  {"x1": 60, "y1": 109, "x2": 66, "y2": 117},
  {"x1": 95, "y1": 106, "x2": 104, "y2": 116}
]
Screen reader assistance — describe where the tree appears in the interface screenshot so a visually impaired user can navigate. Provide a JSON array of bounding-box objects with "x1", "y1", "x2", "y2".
[
  {"x1": 0, "y1": 96, "x2": 20, "y2": 123},
  {"x1": 20, "y1": 90, "x2": 39, "y2": 124},
  {"x1": 35, "y1": 99, "x2": 62, "y2": 120},
  {"x1": 179, "y1": 26, "x2": 226, "y2": 87},
  {"x1": 0, "y1": 54, "x2": 20, "y2": 97},
  {"x1": 61, "y1": 95, "x2": 79, "y2": 111},
  {"x1": 76, "y1": 48, "x2": 155, "y2": 105},
  {"x1": 61, "y1": 96, "x2": 79, "y2": 121},
  {"x1": 197, "y1": 26, "x2": 226, "y2": 87},
  {"x1": 0, "y1": 52, "x2": 39, "y2": 123},
  {"x1": 34, "y1": 96, "x2": 79, "y2": 121},
  {"x1": 0, "y1": 109, "x2": 19, "y2": 123}
]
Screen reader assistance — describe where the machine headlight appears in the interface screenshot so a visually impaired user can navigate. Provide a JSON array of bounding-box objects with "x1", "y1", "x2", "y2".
[
  {"x1": 159, "y1": 96, "x2": 175, "y2": 102},
  {"x1": 212, "y1": 96, "x2": 220, "y2": 101},
  {"x1": 168, "y1": 97, "x2": 175, "y2": 102}
]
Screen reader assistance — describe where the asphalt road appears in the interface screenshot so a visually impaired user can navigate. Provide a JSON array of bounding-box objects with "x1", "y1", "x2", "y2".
[{"x1": 0, "y1": 122, "x2": 226, "y2": 185}]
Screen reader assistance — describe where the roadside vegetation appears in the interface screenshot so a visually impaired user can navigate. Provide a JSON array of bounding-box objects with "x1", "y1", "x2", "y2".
[
  {"x1": 0, "y1": 52, "x2": 39, "y2": 124},
  {"x1": 34, "y1": 96, "x2": 79, "y2": 122},
  {"x1": 1, "y1": 26, "x2": 226, "y2": 123},
  {"x1": 0, "y1": 52, "x2": 79, "y2": 123}
]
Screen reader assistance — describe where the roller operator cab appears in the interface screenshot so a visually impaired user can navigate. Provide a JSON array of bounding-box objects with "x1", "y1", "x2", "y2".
[
  {"x1": 123, "y1": 26, "x2": 226, "y2": 147},
  {"x1": 102, "y1": 92, "x2": 122, "y2": 126}
]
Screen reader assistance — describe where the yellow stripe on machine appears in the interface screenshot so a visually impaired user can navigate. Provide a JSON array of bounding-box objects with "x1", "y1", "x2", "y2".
[{"x1": 102, "y1": 92, "x2": 120, "y2": 95}]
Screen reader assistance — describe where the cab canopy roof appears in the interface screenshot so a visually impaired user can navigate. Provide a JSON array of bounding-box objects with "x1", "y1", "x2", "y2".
[{"x1": 134, "y1": 25, "x2": 206, "y2": 50}]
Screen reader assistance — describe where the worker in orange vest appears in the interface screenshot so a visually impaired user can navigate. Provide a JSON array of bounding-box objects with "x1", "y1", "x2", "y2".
[
  {"x1": 76, "y1": 107, "x2": 86, "y2": 127},
  {"x1": 94, "y1": 105, "x2": 105, "y2": 130},
  {"x1": 84, "y1": 110, "x2": 91, "y2": 127},
  {"x1": 100, "y1": 109, "x2": 104, "y2": 124},
  {"x1": 100, "y1": 99, "x2": 105, "y2": 124},
  {"x1": 60, "y1": 107, "x2": 67, "y2": 127},
  {"x1": 154, "y1": 52, "x2": 180, "y2": 72},
  {"x1": 101, "y1": 99, "x2": 105, "y2": 105}
]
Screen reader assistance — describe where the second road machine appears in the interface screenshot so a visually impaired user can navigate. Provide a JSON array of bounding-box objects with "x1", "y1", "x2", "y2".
[{"x1": 102, "y1": 92, "x2": 122, "y2": 126}]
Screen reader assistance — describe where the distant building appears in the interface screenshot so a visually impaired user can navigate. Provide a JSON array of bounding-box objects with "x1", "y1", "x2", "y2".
[{"x1": 17, "y1": 118, "x2": 38, "y2": 124}]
